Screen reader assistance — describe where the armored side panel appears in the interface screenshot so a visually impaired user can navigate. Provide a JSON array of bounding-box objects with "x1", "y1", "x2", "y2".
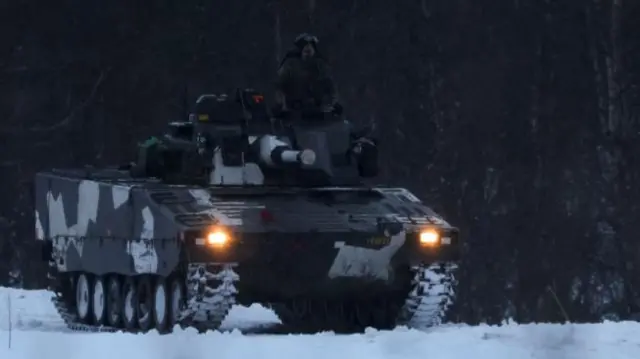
[
  {"x1": 36, "y1": 166, "x2": 460, "y2": 333},
  {"x1": 37, "y1": 167, "x2": 458, "y2": 283},
  {"x1": 35, "y1": 171, "x2": 182, "y2": 277}
]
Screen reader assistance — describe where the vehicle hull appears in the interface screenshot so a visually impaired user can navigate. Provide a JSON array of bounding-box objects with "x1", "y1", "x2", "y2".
[{"x1": 36, "y1": 168, "x2": 460, "y2": 334}]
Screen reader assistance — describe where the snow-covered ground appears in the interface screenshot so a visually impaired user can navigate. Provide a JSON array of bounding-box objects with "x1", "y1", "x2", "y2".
[{"x1": 0, "y1": 287, "x2": 639, "y2": 359}]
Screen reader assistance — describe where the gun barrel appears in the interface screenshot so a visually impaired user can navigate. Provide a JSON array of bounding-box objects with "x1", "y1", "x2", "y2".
[
  {"x1": 259, "y1": 135, "x2": 316, "y2": 166},
  {"x1": 280, "y1": 148, "x2": 316, "y2": 165}
]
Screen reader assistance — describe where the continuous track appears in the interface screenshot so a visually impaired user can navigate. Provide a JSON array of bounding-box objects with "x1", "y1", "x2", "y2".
[
  {"x1": 48, "y1": 262, "x2": 239, "y2": 334},
  {"x1": 47, "y1": 260, "x2": 456, "y2": 334}
]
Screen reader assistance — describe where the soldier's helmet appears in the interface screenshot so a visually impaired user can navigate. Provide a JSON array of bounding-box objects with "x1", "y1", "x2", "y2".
[{"x1": 294, "y1": 33, "x2": 319, "y2": 50}]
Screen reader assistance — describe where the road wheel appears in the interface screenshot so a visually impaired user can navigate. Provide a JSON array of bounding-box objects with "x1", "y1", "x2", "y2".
[
  {"x1": 75, "y1": 273, "x2": 92, "y2": 323},
  {"x1": 137, "y1": 275, "x2": 154, "y2": 332},
  {"x1": 169, "y1": 277, "x2": 185, "y2": 329},
  {"x1": 91, "y1": 276, "x2": 107, "y2": 325},
  {"x1": 106, "y1": 275, "x2": 122, "y2": 327},
  {"x1": 153, "y1": 277, "x2": 169, "y2": 333},
  {"x1": 121, "y1": 277, "x2": 138, "y2": 330}
]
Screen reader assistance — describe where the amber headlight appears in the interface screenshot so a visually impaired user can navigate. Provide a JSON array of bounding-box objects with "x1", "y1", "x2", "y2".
[
  {"x1": 419, "y1": 229, "x2": 440, "y2": 246},
  {"x1": 207, "y1": 230, "x2": 229, "y2": 245}
]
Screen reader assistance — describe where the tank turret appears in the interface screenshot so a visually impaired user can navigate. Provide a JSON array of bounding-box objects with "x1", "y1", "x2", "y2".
[{"x1": 133, "y1": 88, "x2": 378, "y2": 187}]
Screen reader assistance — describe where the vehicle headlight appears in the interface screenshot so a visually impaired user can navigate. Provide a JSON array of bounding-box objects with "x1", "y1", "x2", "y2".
[
  {"x1": 207, "y1": 229, "x2": 230, "y2": 247},
  {"x1": 419, "y1": 229, "x2": 440, "y2": 246}
]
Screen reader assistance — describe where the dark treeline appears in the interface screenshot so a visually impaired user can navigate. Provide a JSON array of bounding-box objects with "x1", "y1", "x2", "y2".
[{"x1": 1, "y1": 0, "x2": 640, "y2": 324}]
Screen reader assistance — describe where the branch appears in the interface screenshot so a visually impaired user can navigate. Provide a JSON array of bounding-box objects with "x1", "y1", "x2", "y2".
[
  {"x1": 2, "y1": 68, "x2": 110, "y2": 134},
  {"x1": 547, "y1": 286, "x2": 570, "y2": 322},
  {"x1": 29, "y1": 69, "x2": 109, "y2": 132}
]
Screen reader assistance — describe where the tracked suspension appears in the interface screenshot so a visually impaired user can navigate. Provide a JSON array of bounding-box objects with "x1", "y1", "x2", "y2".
[
  {"x1": 179, "y1": 263, "x2": 239, "y2": 332},
  {"x1": 48, "y1": 261, "x2": 239, "y2": 334},
  {"x1": 399, "y1": 261, "x2": 458, "y2": 329},
  {"x1": 47, "y1": 260, "x2": 455, "y2": 334}
]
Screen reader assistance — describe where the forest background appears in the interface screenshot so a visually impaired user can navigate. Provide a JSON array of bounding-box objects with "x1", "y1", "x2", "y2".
[{"x1": 1, "y1": 0, "x2": 639, "y2": 324}]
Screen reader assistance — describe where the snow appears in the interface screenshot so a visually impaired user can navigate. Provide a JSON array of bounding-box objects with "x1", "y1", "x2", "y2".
[{"x1": 1, "y1": 287, "x2": 639, "y2": 359}]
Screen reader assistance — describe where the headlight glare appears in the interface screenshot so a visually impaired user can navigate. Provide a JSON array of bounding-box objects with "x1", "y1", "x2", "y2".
[
  {"x1": 207, "y1": 230, "x2": 229, "y2": 246},
  {"x1": 419, "y1": 229, "x2": 439, "y2": 246}
]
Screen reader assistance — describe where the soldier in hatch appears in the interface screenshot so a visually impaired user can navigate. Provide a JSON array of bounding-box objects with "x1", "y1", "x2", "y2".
[{"x1": 275, "y1": 33, "x2": 339, "y2": 115}]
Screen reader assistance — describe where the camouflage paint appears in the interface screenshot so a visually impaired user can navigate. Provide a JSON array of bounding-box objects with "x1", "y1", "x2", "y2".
[
  {"x1": 328, "y1": 227, "x2": 408, "y2": 280},
  {"x1": 36, "y1": 170, "x2": 455, "y2": 281}
]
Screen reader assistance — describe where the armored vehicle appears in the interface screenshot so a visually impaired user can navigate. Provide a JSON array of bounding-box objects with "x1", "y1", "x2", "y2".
[{"x1": 37, "y1": 88, "x2": 460, "y2": 334}]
